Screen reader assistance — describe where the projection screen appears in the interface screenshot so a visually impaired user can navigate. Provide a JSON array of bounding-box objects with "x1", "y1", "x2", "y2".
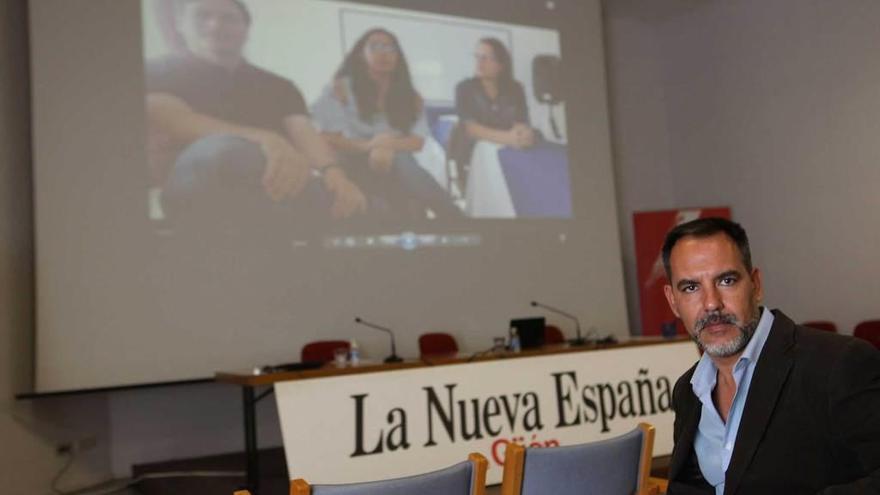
[{"x1": 30, "y1": 0, "x2": 627, "y2": 393}]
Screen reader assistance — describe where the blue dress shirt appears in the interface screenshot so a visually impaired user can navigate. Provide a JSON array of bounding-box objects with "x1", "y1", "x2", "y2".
[{"x1": 690, "y1": 307, "x2": 774, "y2": 495}]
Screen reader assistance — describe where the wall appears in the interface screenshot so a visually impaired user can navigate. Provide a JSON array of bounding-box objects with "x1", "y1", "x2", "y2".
[
  {"x1": 0, "y1": 0, "x2": 112, "y2": 491},
  {"x1": 652, "y1": 0, "x2": 880, "y2": 333},
  {"x1": 602, "y1": 0, "x2": 679, "y2": 334},
  {"x1": 604, "y1": 0, "x2": 880, "y2": 334},
  {"x1": 0, "y1": 0, "x2": 53, "y2": 490}
]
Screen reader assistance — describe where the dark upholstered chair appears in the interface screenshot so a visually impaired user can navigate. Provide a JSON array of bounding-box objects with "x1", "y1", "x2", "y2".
[
  {"x1": 289, "y1": 453, "x2": 487, "y2": 495},
  {"x1": 543, "y1": 325, "x2": 566, "y2": 345},
  {"x1": 854, "y1": 320, "x2": 880, "y2": 349},
  {"x1": 300, "y1": 340, "x2": 350, "y2": 363},
  {"x1": 501, "y1": 423, "x2": 656, "y2": 495},
  {"x1": 418, "y1": 332, "x2": 459, "y2": 357}
]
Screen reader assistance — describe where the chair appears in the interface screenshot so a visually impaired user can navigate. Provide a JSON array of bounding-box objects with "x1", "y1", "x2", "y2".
[
  {"x1": 290, "y1": 453, "x2": 487, "y2": 495},
  {"x1": 802, "y1": 320, "x2": 837, "y2": 333},
  {"x1": 854, "y1": 320, "x2": 880, "y2": 349},
  {"x1": 501, "y1": 423, "x2": 656, "y2": 495},
  {"x1": 301, "y1": 340, "x2": 350, "y2": 363},
  {"x1": 648, "y1": 477, "x2": 668, "y2": 494},
  {"x1": 544, "y1": 325, "x2": 566, "y2": 345},
  {"x1": 418, "y1": 332, "x2": 459, "y2": 357}
]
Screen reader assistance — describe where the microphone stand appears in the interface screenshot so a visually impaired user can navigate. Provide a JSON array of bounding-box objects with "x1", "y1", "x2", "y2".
[
  {"x1": 354, "y1": 317, "x2": 403, "y2": 363},
  {"x1": 531, "y1": 301, "x2": 588, "y2": 346}
]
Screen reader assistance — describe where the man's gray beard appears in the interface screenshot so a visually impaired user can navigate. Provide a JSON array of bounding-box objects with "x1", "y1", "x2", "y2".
[{"x1": 695, "y1": 312, "x2": 760, "y2": 358}]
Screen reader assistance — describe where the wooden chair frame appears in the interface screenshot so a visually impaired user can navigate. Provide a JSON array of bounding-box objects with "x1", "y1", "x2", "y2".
[{"x1": 501, "y1": 423, "x2": 656, "y2": 495}]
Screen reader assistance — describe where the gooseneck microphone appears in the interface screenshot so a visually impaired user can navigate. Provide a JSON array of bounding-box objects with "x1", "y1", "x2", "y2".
[
  {"x1": 354, "y1": 317, "x2": 403, "y2": 363},
  {"x1": 530, "y1": 301, "x2": 588, "y2": 346}
]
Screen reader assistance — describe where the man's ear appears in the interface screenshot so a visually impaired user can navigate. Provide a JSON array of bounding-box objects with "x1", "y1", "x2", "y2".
[{"x1": 663, "y1": 284, "x2": 680, "y2": 318}]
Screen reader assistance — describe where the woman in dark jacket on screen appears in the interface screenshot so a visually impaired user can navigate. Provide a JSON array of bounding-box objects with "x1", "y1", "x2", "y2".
[{"x1": 452, "y1": 37, "x2": 536, "y2": 166}]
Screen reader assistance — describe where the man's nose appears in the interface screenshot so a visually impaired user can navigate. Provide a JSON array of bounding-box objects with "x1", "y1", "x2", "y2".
[{"x1": 703, "y1": 284, "x2": 723, "y2": 312}]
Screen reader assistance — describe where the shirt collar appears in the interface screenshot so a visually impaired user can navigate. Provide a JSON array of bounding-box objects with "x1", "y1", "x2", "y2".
[{"x1": 690, "y1": 307, "x2": 775, "y2": 397}]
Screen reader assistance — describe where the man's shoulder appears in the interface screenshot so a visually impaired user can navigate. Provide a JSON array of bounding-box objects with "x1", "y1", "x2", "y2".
[
  {"x1": 767, "y1": 311, "x2": 879, "y2": 379},
  {"x1": 240, "y1": 63, "x2": 307, "y2": 113},
  {"x1": 242, "y1": 63, "x2": 299, "y2": 91},
  {"x1": 789, "y1": 320, "x2": 867, "y2": 361},
  {"x1": 796, "y1": 324, "x2": 879, "y2": 372},
  {"x1": 767, "y1": 310, "x2": 847, "y2": 355}
]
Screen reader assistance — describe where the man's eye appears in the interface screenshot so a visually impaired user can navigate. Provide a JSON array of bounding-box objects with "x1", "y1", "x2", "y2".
[
  {"x1": 719, "y1": 277, "x2": 737, "y2": 286},
  {"x1": 682, "y1": 284, "x2": 698, "y2": 293}
]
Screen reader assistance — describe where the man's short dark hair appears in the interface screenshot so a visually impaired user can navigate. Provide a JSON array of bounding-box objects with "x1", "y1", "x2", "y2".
[
  {"x1": 175, "y1": 0, "x2": 251, "y2": 25},
  {"x1": 662, "y1": 217, "x2": 752, "y2": 281}
]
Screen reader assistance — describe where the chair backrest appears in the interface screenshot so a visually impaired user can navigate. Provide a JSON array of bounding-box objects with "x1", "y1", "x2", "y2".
[
  {"x1": 418, "y1": 332, "x2": 459, "y2": 357},
  {"x1": 301, "y1": 340, "x2": 350, "y2": 363},
  {"x1": 854, "y1": 320, "x2": 880, "y2": 349},
  {"x1": 802, "y1": 320, "x2": 838, "y2": 333},
  {"x1": 291, "y1": 453, "x2": 487, "y2": 495},
  {"x1": 544, "y1": 325, "x2": 566, "y2": 345},
  {"x1": 501, "y1": 423, "x2": 655, "y2": 495}
]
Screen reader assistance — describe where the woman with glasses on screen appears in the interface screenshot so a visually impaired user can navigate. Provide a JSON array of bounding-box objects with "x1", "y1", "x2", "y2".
[
  {"x1": 451, "y1": 37, "x2": 536, "y2": 169},
  {"x1": 311, "y1": 28, "x2": 461, "y2": 220}
]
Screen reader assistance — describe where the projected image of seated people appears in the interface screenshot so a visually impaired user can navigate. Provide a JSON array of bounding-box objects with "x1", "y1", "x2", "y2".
[
  {"x1": 452, "y1": 38, "x2": 571, "y2": 219},
  {"x1": 145, "y1": 0, "x2": 367, "y2": 239},
  {"x1": 142, "y1": 0, "x2": 573, "y2": 242},
  {"x1": 30, "y1": 0, "x2": 615, "y2": 394},
  {"x1": 453, "y1": 39, "x2": 536, "y2": 165},
  {"x1": 311, "y1": 28, "x2": 463, "y2": 222}
]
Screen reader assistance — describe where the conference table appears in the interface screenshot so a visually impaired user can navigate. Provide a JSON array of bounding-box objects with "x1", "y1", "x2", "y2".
[{"x1": 216, "y1": 336, "x2": 695, "y2": 494}]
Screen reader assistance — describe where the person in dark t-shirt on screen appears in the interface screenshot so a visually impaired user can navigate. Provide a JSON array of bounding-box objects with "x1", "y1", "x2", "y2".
[{"x1": 146, "y1": 0, "x2": 366, "y2": 235}]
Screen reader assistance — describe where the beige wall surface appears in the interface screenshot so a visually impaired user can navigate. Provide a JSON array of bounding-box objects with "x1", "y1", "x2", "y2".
[
  {"x1": 606, "y1": 0, "x2": 880, "y2": 334},
  {"x1": 1, "y1": 0, "x2": 110, "y2": 491},
  {"x1": 1, "y1": 0, "x2": 52, "y2": 490}
]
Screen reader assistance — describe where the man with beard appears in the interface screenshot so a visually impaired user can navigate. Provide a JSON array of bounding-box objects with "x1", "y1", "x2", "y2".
[{"x1": 662, "y1": 217, "x2": 879, "y2": 495}]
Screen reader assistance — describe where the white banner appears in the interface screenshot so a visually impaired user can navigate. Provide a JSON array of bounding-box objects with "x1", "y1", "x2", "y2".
[{"x1": 276, "y1": 341, "x2": 697, "y2": 485}]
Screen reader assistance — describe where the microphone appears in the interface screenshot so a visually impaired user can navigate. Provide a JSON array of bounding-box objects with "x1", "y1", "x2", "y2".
[
  {"x1": 354, "y1": 317, "x2": 403, "y2": 363},
  {"x1": 530, "y1": 301, "x2": 589, "y2": 346}
]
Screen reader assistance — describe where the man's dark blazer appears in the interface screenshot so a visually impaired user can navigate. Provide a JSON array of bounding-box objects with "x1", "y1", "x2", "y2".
[{"x1": 667, "y1": 310, "x2": 880, "y2": 495}]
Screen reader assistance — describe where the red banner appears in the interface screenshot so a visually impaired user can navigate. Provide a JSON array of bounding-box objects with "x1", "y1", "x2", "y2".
[{"x1": 633, "y1": 207, "x2": 731, "y2": 336}]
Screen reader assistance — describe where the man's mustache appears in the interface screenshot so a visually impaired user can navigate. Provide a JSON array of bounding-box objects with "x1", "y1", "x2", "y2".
[{"x1": 695, "y1": 312, "x2": 739, "y2": 333}]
